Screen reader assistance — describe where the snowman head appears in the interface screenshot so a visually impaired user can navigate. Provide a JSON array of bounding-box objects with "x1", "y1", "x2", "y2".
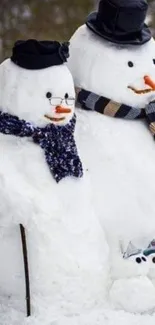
[
  {"x1": 68, "y1": 0, "x2": 155, "y2": 108},
  {"x1": 144, "y1": 239, "x2": 155, "y2": 278},
  {"x1": 0, "y1": 40, "x2": 75, "y2": 127},
  {"x1": 111, "y1": 241, "x2": 149, "y2": 279}
]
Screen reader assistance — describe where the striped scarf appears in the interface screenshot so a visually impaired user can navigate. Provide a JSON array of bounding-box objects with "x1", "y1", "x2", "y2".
[{"x1": 76, "y1": 87, "x2": 155, "y2": 136}]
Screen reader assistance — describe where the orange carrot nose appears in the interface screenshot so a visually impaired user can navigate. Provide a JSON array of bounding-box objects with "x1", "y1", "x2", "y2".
[
  {"x1": 144, "y1": 75, "x2": 155, "y2": 90},
  {"x1": 55, "y1": 106, "x2": 71, "y2": 114}
]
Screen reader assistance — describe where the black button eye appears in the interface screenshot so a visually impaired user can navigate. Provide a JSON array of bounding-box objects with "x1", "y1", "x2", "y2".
[
  {"x1": 65, "y1": 93, "x2": 69, "y2": 99},
  {"x1": 142, "y1": 256, "x2": 147, "y2": 262},
  {"x1": 152, "y1": 257, "x2": 155, "y2": 263},
  {"x1": 128, "y1": 61, "x2": 134, "y2": 68},
  {"x1": 46, "y1": 92, "x2": 52, "y2": 99},
  {"x1": 153, "y1": 59, "x2": 155, "y2": 65},
  {"x1": 136, "y1": 257, "x2": 142, "y2": 264}
]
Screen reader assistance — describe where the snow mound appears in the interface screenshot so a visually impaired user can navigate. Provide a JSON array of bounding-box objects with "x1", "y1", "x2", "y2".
[{"x1": 1, "y1": 109, "x2": 155, "y2": 323}]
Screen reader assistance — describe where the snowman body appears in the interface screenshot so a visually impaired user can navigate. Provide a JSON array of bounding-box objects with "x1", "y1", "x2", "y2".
[
  {"x1": 0, "y1": 57, "x2": 108, "y2": 316},
  {"x1": 67, "y1": 24, "x2": 155, "y2": 313}
]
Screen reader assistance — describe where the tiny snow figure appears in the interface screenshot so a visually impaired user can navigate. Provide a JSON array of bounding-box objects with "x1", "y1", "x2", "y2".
[
  {"x1": 68, "y1": 0, "x2": 155, "y2": 315},
  {"x1": 0, "y1": 39, "x2": 108, "y2": 322},
  {"x1": 144, "y1": 239, "x2": 155, "y2": 281}
]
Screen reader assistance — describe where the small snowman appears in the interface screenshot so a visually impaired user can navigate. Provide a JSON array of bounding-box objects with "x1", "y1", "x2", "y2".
[
  {"x1": 144, "y1": 239, "x2": 155, "y2": 282},
  {"x1": 68, "y1": 0, "x2": 155, "y2": 314},
  {"x1": 109, "y1": 241, "x2": 155, "y2": 313},
  {"x1": 0, "y1": 40, "x2": 108, "y2": 321}
]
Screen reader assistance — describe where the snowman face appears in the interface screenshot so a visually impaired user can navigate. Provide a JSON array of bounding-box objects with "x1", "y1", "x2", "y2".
[
  {"x1": 0, "y1": 59, "x2": 75, "y2": 127},
  {"x1": 144, "y1": 252, "x2": 155, "y2": 279},
  {"x1": 111, "y1": 252, "x2": 149, "y2": 279},
  {"x1": 128, "y1": 253, "x2": 147, "y2": 265},
  {"x1": 68, "y1": 25, "x2": 155, "y2": 108},
  {"x1": 124, "y1": 253, "x2": 149, "y2": 277}
]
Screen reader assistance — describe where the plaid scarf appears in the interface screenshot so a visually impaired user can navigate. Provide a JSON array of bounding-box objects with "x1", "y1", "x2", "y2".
[
  {"x1": 0, "y1": 111, "x2": 83, "y2": 183},
  {"x1": 76, "y1": 88, "x2": 155, "y2": 136}
]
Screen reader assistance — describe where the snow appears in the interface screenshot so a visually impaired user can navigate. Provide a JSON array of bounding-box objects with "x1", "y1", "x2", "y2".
[
  {"x1": 1, "y1": 108, "x2": 155, "y2": 324},
  {"x1": 1, "y1": 304, "x2": 155, "y2": 325},
  {"x1": 1, "y1": 27, "x2": 155, "y2": 324}
]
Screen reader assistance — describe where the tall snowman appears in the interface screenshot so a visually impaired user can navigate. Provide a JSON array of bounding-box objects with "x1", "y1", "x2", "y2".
[
  {"x1": 0, "y1": 40, "x2": 108, "y2": 324},
  {"x1": 68, "y1": 0, "x2": 155, "y2": 314}
]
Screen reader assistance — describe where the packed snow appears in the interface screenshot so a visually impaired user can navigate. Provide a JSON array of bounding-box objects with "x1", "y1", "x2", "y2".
[
  {"x1": 1, "y1": 107, "x2": 155, "y2": 324},
  {"x1": 1, "y1": 22, "x2": 155, "y2": 325}
]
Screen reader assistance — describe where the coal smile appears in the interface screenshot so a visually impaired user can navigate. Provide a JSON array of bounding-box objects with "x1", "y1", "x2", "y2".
[
  {"x1": 44, "y1": 114, "x2": 65, "y2": 122},
  {"x1": 128, "y1": 86, "x2": 155, "y2": 95}
]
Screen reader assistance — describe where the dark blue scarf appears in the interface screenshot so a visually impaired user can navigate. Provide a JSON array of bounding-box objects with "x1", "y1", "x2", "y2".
[{"x1": 0, "y1": 111, "x2": 83, "y2": 183}]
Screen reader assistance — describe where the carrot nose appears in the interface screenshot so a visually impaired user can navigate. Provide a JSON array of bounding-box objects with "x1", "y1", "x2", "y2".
[
  {"x1": 144, "y1": 75, "x2": 155, "y2": 90},
  {"x1": 55, "y1": 106, "x2": 71, "y2": 114}
]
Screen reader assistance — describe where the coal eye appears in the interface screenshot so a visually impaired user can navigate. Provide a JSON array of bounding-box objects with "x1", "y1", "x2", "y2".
[
  {"x1": 128, "y1": 61, "x2": 134, "y2": 68},
  {"x1": 46, "y1": 92, "x2": 52, "y2": 99},
  {"x1": 136, "y1": 257, "x2": 142, "y2": 264},
  {"x1": 152, "y1": 257, "x2": 155, "y2": 263},
  {"x1": 65, "y1": 93, "x2": 69, "y2": 99},
  {"x1": 153, "y1": 59, "x2": 155, "y2": 65},
  {"x1": 142, "y1": 256, "x2": 147, "y2": 262}
]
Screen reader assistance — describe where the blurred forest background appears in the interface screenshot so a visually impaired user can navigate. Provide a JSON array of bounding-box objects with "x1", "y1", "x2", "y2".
[{"x1": 0, "y1": 0, "x2": 155, "y2": 62}]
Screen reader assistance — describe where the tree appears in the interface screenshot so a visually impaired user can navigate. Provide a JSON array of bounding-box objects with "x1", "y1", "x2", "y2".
[
  {"x1": 0, "y1": 0, "x2": 94, "y2": 62},
  {"x1": 147, "y1": 0, "x2": 155, "y2": 36}
]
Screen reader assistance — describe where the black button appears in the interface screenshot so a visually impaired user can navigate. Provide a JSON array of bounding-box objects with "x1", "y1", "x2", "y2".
[
  {"x1": 152, "y1": 257, "x2": 155, "y2": 264},
  {"x1": 46, "y1": 92, "x2": 52, "y2": 99},
  {"x1": 136, "y1": 257, "x2": 141, "y2": 264},
  {"x1": 128, "y1": 61, "x2": 134, "y2": 67}
]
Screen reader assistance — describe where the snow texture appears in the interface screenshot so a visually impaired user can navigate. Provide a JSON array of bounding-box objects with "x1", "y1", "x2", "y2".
[{"x1": 1, "y1": 24, "x2": 155, "y2": 324}]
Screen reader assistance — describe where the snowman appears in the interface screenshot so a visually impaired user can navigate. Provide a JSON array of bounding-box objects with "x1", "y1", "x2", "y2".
[
  {"x1": 68, "y1": 0, "x2": 155, "y2": 314},
  {"x1": 0, "y1": 40, "x2": 108, "y2": 323},
  {"x1": 144, "y1": 239, "x2": 155, "y2": 284}
]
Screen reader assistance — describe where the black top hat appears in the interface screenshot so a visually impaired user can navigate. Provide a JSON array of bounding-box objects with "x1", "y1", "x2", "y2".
[
  {"x1": 11, "y1": 39, "x2": 70, "y2": 70},
  {"x1": 86, "y1": 0, "x2": 152, "y2": 45}
]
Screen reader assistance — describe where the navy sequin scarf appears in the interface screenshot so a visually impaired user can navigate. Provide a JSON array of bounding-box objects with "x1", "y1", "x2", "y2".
[{"x1": 0, "y1": 112, "x2": 83, "y2": 183}]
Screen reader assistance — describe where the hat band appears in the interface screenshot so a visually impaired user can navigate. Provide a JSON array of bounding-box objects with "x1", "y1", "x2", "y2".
[{"x1": 11, "y1": 53, "x2": 64, "y2": 70}]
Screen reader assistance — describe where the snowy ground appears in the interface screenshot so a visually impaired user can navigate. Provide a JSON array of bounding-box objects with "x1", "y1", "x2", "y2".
[{"x1": 1, "y1": 304, "x2": 155, "y2": 325}]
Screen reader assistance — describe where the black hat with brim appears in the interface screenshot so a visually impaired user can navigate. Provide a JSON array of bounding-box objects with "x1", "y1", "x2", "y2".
[
  {"x1": 11, "y1": 39, "x2": 70, "y2": 70},
  {"x1": 86, "y1": 0, "x2": 152, "y2": 46}
]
